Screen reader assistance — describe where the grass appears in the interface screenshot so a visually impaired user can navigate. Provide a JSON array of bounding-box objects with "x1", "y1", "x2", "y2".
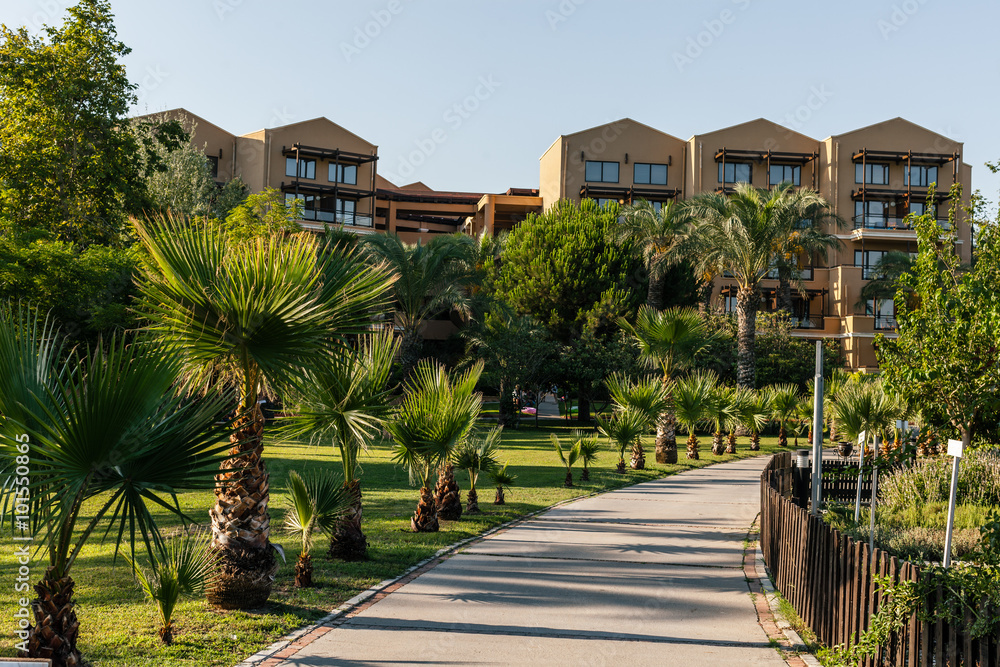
[{"x1": 1, "y1": 420, "x2": 790, "y2": 666}]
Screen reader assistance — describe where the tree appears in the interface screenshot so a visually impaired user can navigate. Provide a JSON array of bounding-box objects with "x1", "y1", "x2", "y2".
[
  {"x1": 487, "y1": 463, "x2": 516, "y2": 505},
  {"x1": 706, "y1": 385, "x2": 738, "y2": 455},
  {"x1": 388, "y1": 361, "x2": 483, "y2": 532},
  {"x1": 878, "y1": 194, "x2": 1000, "y2": 452},
  {"x1": 598, "y1": 406, "x2": 648, "y2": 474},
  {"x1": 282, "y1": 470, "x2": 352, "y2": 587},
  {"x1": 363, "y1": 233, "x2": 477, "y2": 379},
  {"x1": 0, "y1": 308, "x2": 232, "y2": 666},
  {"x1": 619, "y1": 306, "x2": 714, "y2": 463},
  {"x1": 550, "y1": 434, "x2": 581, "y2": 487},
  {"x1": 773, "y1": 201, "x2": 843, "y2": 313},
  {"x1": 134, "y1": 213, "x2": 393, "y2": 608},
  {"x1": 615, "y1": 199, "x2": 695, "y2": 309},
  {"x1": 605, "y1": 372, "x2": 669, "y2": 469},
  {"x1": 453, "y1": 427, "x2": 502, "y2": 514},
  {"x1": 856, "y1": 250, "x2": 916, "y2": 307},
  {"x1": 673, "y1": 370, "x2": 717, "y2": 459},
  {"x1": 221, "y1": 187, "x2": 300, "y2": 242},
  {"x1": 689, "y1": 183, "x2": 837, "y2": 388},
  {"x1": 0, "y1": 0, "x2": 149, "y2": 244},
  {"x1": 282, "y1": 331, "x2": 397, "y2": 561},
  {"x1": 768, "y1": 383, "x2": 802, "y2": 447}
]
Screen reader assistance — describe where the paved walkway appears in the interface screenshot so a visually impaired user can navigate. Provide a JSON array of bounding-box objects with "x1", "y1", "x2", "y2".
[{"x1": 272, "y1": 457, "x2": 787, "y2": 666}]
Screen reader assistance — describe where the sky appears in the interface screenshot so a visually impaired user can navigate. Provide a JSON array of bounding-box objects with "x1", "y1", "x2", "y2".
[{"x1": 4, "y1": 0, "x2": 999, "y2": 200}]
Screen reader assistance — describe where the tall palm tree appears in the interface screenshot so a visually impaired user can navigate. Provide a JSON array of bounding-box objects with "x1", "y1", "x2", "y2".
[
  {"x1": 688, "y1": 183, "x2": 837, "y2": 388},
  {"x1": 605, "y1": 372, "x2": 669, "y2": 469},
  {"x1": 0, "y1": 308, "x2": 232, "y2": 666},
  {"x1": 773, "y1": 198, "x2": 843, "y2": 314},
  {"x1": 387, "y1": 360, "x2": 483, "y2": 532},
  {"x1": 134, "y1": 213, "x2": 393, "y2": 609},
  {"x1": 673, "y1": 371, "x2": 717, "y2": 460},
  {"x1": 363, "y1": 233, "x2": 478, "y2": 379},
  {"x1": 282, "y1": 331, "x2": 398, "y2": 561},
  {"x1": 768, "y1": 383, "x2": 802, "y2": 447},
  {"x1": 615, "y1": 199, "x2": 695, "y2": 310},
  {"x1": 619, "y1": 307, "x2": 713, "y2": 464}
]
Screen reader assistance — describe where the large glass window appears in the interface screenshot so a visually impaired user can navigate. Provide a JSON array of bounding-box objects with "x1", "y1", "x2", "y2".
[
  {"x1": 719, "y1": 162, "x2": 752, "y2": 184},
  {"x1": 855, "y1": 163, "x2": 889, "y2": 185},
  {"x1": 769, "y1": 164, "x2": 800, "y2": 186},
  {"x1": 904, "y1": 165, "x2": 938, "y2": 187},
  {"x1": 855, "y1": 249, "x2": 889, "y2": 279},
  {"x1": 854, "y1": 201, "x2": 888, "y2": 228},
  {"x1": 866, "y1": 298, "x2": 896, "y2": 330},
  {"x1": 329, "y1": 163, "x2": 358, "y2": 185},
  {"x1": 633, "y1": 162, "x2": 668, "y2": 185},
  {"x1": 285, "y1": 157, "x2": 316, "y2": 179},
  {"x1": 285, "y1": 192, "x2": 317, "y2": 220},
  {"x1": 585, "y1": 161, "x2": 619, "y2": 183}
]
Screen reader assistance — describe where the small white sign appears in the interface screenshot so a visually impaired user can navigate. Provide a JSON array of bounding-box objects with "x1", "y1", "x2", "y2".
[
  {"x1": 947, "y1": 439, "x2": 964, "y2": 458},
  {"x1": 858, "y1": 431, "x2": 866, "y2": 445}
]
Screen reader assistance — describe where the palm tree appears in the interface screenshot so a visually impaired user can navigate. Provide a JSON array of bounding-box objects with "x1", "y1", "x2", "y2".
[
  {"x1": 768, "y1": 384, "x2": 802, "y2": 447},
  {"x1": 283, "y1": 470, "x2": 352, "y2": 587},
  {"x1": 577, "y1": 432, "x2": 600, "y2": 481},
  {"x1": 615, "y1": 199, "x2": 695, "y2": 309},
  {"x1": 363, "y1": 233, "x2": 478, "y2": 379},
  {"x1": 388, "y1": 360, "x2": 483, "y2": 532},
  {"x1": 830, "y1": 379, "x2": 901, "y2": 455},
  {"x1": 282, "y1": 331, "x2": 397, "y2": 561},
  {"x1": 550, "y1": 434, "x2": 581, "y2": 487},
  {"x1": 725, "y1": 386, "x2": 756, "y2": 453},
  {"x1": 487, "y1": 463, "x2": 516, "y2": 505},
  {"x1": 605, "y1": 372, "x2": 669, "y2": 469},
  {"x1": 0, "y1": 308, "x2": 232, "y2": 665},
  {"x1": 673, "y1": 370, "x2": 717, "y2": 459},
  {"x1": 126, "y1": 534, "x2": 218, "y2": 646},
  {"x1": 740, "y1": 389, "x2": 773, "y2": 451},
  {"x1": 688, "y1": 183, "x2": 837, "y2": 388},
  {"x1": 618, "y1": 307, "x2": 713, "y2": 464},
  {"x1": 704, "y1": 385, "x2": 737, "y2": 455},
  {"x1": 134, "y1": 213, "x2": 393, "y2": 608},
  {"x1": 598, "y1": 407, "x2": 649, "y2": 473},
  {"x1": 773, "y1": 198, "x2": 843, "y2": 314},
  {"x1": 453, "y1": 427, "x2": 502, "y2": 514}
]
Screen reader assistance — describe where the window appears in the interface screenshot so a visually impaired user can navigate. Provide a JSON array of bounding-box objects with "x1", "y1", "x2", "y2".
[
  {"x1": 719, "y1": 162, "x2": 752, "y2": 184},
  {"x1": 207, "y1": 155, "x2": 219, "y2": 179},
  {"x1": 285, "y1": 192, "x2": 317, "y2": 220},
  {"x1": 595, "y1": 198, "x2": 618, "y2": 208},
  {"x1": 585, "y1": 161, "x2": 619, "y2": 183},
  {"x1": 723, "y1": 295, "x2": 737, "y2": 313},
  {"x1": 633, "y1": 163, "x2": 668, "y2": 185},
  {"x1": 866, "y1": 299, "x2": 896, "y2": 330},
  {"x1": 905, "y1": 165, "x2": 938, "y2": 187},
  {"x1": 769, "y1": 164, "x2": 800, "y2": 186},
  {"x1": 855, "y1": 163, "x2": 889, "y2": 185},
  {"x1": 285, "y1": 157, "x2": 316, "y2": 179},
  {"x1": 329, "y1": 163, "x2": 358, "y2": 185},
  {"x1": 855, "y1": 250, "x2": 888, "y2": 279},
  {"x1": 854, "y1": 201, "x2": 888, "y2": 227}
]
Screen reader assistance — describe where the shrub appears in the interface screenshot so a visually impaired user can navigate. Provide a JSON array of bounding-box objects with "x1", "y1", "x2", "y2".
[{"x1": 878, "y1": 448, "x2": 1000, "y2": 513}]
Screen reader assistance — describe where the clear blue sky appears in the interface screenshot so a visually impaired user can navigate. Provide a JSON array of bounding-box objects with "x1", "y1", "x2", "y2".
[{"x1": 4, "y1": 0, "x2": 999, "y2": 200}]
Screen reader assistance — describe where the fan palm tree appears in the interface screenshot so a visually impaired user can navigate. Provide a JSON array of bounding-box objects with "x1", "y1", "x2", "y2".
[
  {"x1": 605, "y1": 372, "x2": 669, "y2": 469},
  {"x1": 615, "y1": 199, "x2": 695, "y2": 310},
  {"x1": 487, "y1": 463, "x2": 516, "y2": 505},
  {"x1": 688, "y1": 183, "x2": 837, "y2": 388},
  {"x1": 282, "y1": 331, "x2": 397, "y2": 561},
  {"x1": 283, "y1": 470, "x2": 353, "y2": 587},
  {"x1": 598, "y1": 406, "x2": 648, "y2": 473},
  {"x1": 363, "y1": 233, "x2": 478, "y2": 379},
  {"x1": 830, "y1": 379, "x2": 901, "y2": 453},
  {"x1": 387, "y1": 360, "x2": 483, "y2": 532},
  {"x1": 773, "y1": 199, "x2": 843, "y2": 314},
  {"x1": 706, "y1": 385, "x2": 737, "y2": 456},
  {"x1": 577, "y1": 432, "x2": 600, "y2": 481},
  {"x1": 725, "y1": 386, "x2": 757, "y2": 453},
  {"x1": 550, "y1": 434, "x2": 581, "y2": 487},
  {"x1": 768, "y1": 384, "x2": 802, "y2": 447},
  {"x1": 126, "y1": 534, "x2": 217, "y2": 646},
  {"x1": 134, "y1": 213, "x2": 393, "y2": 609},
  {"x1": 740, "y1": 389, "x2": 773, "y2": 451},
  {"x1": 618, "y1": 307, "x2": 713, "y2": 464},
  {"x1": 673, "y1": 370, "x2": 717, "y2": 459},
  {"x1": 0, "y1": 308, "x2": 232, "y2": 665},
  {"x1": 453, "y1": 427, "x2": 502, "y2": 514}
]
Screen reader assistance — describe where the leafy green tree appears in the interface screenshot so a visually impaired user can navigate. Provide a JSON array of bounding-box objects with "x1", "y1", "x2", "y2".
[
  {"x1": 0, "y1": 308, "x2": 232, "y2": 665},
  {"x1": 615, "y1": 199, "x2": 696, "y2": 309},
  {"x1": 878, "y1": 195, "x2": 1000, "y2": 451},
  {"x1": 688, "y1": 183, "x2": 837, "y2": 388},
  {"x1": 221, "y1": 187, "x2": 301, "y2": 241},
  {"x1": 0, "y1": 0, "x2": 148, "y2": 244}
]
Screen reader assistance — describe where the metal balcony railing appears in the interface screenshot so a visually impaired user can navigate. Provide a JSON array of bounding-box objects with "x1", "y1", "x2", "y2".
[
  {"x1": 792, "y1": 315, "x2": 824, "y2": 330},
  {"x1": 852, "y1": 215, "x2": 950, "y2": 231},
  {"x1": 301, "y1": 210, "x2": 374, "y2": 228},
  {"x1": 874, "y1": 316, "x2": 896, "y2": 331}
]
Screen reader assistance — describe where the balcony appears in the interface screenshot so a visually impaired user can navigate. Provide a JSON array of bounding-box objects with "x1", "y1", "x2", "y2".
[
  {"x1": 874, "y1": 315, "x2": 896, "y2": 331},
  {"x1": 852, "y1": 215, "x2": 950, "y2": 231},
  {"x1": 300, "y1": 209, "x2": 374, "y2": 228},
  {"x1": 792, "y1": 314, "x2": 824, "y2": 330}
]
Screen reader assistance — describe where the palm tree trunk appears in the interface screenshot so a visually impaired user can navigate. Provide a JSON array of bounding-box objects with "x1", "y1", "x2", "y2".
[
  {"x1": 465, "y1": 487, "x2": 480, "y2": 514},
  {"x1": 736, "y1": 286, "x2": 760, "y2": 389},
  {"x1": 581, "y1": 465, "x2": 590, "y2": 482},
  {"x1": 294, "y1": 553, "x2": 313, "y2": 588},
  {"x1": 433, "y1": 464, "x2": 462, "y2": 521},
  {"x1": 776, "y1": 271, "x2": 793, "y2": 314},
  {"x1": 206, "y1": 410, "x2": 276, "y2": 610},
  {"x1": 399, "y1": 328, "x2": 423, "y2": 382},
  {"x1": 25, "y1": 566, "x2": 82, "y2": 667},
  {"x1": 750, "y1": 433, "x2": 761, "y2": 451},
  {"x1": 655, "y1": 380, "x2": 678, "y2": 464},
  {"x1": 494, "y1": 486, "x2": 506, "y2": 505},
  {"x1": 711, "y1": 431, "x2": 726, "y2": 455},
  {"x1": 778, "y1": 425, "x2": 788, "y2": 447},
  {"x1": 412, "y1": 486, "x2": 439, "y2": 532},
  {"x1": 686, "y1": 432, "x2": 699, "y2": 459},
  {"x1": 329, "y1": 480, "x2": 367, "y2": 561},
  {"x1": 726, "y1": 431, "x2": 737, "y2": 454},
  {"x1": 647, "y1": 271, "x2": 665, "y2": 310},
  {"x1": 630, "y1": 441, "x2": 646, "y2": 470},
  {"x1": 564, "y1": 469, "x2": 573, "y2": 487}
]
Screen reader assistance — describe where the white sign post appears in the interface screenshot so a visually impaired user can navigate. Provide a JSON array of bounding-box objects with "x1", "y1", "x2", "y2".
[
  {"x1": 943, "y1": 438, "x2": 964, "y2": 568},
  {"x1": 854, "y1": 430, "x2": 866, "y2": 523},
  {"x1": 811, "y1": 342, "x2": 824, "y2": 516}
]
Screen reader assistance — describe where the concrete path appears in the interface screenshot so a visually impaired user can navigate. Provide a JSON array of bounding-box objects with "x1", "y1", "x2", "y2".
[{"x1": 274, "y1": 457, "x2": 785, "y2": 666}]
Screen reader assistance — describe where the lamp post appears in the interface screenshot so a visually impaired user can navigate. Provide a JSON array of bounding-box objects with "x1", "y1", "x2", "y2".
[{"x1": 810, "y1": 341, "x2": 823, "y2": 515}]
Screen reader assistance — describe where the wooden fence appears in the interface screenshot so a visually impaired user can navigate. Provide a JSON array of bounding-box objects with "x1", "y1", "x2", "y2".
[{"x1": 759, "y1": 452, "x2": 999, "y2": 666}]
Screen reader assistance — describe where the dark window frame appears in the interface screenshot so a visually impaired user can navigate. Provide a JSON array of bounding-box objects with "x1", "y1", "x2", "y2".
[
  {"x1": 585, "y1": 160, "x2": 620, "y2": 183},
  {"x1": 633, "y1": 162, "x2": 668, "y2": 185},
  {"x1": 855, "y1": 162, "x2": 890, "y2": 185},
  {"x1": 769, "y1": 163, "x2": 800, "y2": 186},
  {"x1": 719, "y1": 161, "x2": 752, "y2": 184},
  {"x1": 904, "y1": 165, "x2": 938, "y2": 187},
  {"x1": 286, "y1": 156, "x2": 316, "y2": 179}
]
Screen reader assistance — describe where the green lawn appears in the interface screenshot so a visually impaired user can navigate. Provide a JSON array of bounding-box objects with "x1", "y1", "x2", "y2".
[{"x1": 1, "y1": 420, "x2": 790, "y2": 666}]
